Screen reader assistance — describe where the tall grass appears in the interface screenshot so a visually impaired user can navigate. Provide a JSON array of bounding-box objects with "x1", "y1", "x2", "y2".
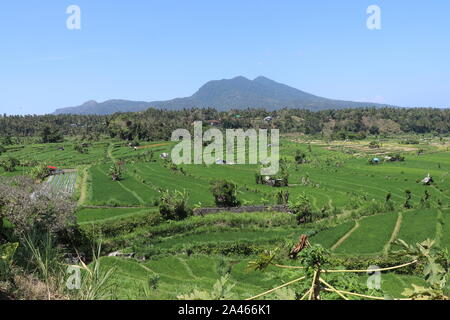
[
  {"x1": 16, "y1": 232, "x2": 115, "y2": 300},
  {"x1": 69, "y1": 244, "x2": 116, "y2": 300},
  {"x1": 22, "y1": 231, "x2": 65, "y2": 299}
]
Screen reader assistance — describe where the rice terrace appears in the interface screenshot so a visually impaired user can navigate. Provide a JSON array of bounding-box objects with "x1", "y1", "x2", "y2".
[
  {"x1": 1, "y1": 1, "x2": 450, "y2": 307},
  {"x1": 1, "y1": 117, "x2": 449, "y2": 300}
]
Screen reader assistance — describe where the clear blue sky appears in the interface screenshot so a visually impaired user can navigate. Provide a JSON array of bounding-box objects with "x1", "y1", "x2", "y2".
[{"x1": 1, "y1": 0, "x2": 449, "y2": 115}]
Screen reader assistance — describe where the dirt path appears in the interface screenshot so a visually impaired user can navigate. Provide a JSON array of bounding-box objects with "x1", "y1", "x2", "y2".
[
  {"x1": 107, "y1": 143, "x2": 116, "y2": 162},
  {"x1": 331, "y1": 221, "x2": 360, "y2": 251},
  {"x1": 383, "y1": 212, "x2": 403, "y2": 255},
  {"x1": 77, "y1": 167, "x2": 90, "y2": 206}
]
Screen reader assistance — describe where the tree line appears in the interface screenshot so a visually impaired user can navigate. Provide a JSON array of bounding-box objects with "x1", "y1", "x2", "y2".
[{"x1": 1, "y1": 107, "x2": 449, "y2": 143}]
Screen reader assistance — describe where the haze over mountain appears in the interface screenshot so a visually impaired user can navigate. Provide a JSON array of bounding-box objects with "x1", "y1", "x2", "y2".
[{"x1": 53, "y1": 76, "x2": 392, "y2": 115}]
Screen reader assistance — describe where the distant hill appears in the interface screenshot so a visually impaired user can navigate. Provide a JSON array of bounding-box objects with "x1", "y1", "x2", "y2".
[
  {"x1": 53, "y1": 100, "x2": 154, "y2": 115},
  {"x1": 53, "y1": 76, "x2": 392, "y2": 115}
]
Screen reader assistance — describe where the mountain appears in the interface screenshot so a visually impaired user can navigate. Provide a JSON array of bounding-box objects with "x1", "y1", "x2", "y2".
[
  {"x1": 53, "y1": 76, "x2": 391, "y2": 115},
  {"x1": 53, "y1": 100, "x2": 154, "y2": 115}
]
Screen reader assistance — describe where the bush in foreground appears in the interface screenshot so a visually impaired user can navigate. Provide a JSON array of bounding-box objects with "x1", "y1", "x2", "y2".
[
  {"x1": 210, "y1": 180, "x2": 240, "y2": 208},
  {"x1": 159, "y1": 190, "x2": 192, "y2": 221}
]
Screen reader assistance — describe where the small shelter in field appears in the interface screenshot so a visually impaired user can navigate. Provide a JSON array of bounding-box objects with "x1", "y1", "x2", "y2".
[
  {"x1": 160, "y1": 153, "x2": 169, "y2": 160},
  {"x1": 215, "y1": 158, "x2": 226, "y2": 165},
  {"x1": 369, "y1": 157, "x2": 381, "y2": 165},
  {"x1": 421, "y1": 173, "x2": 434, "y2": 185},
  {"x1": 47, "y1": 166, "x2": 63, "y2": 175},
  {"x1": 207, "y1": 120, "x2": 220, "y2": 126},
  {"x1": 263, "y1": 176, "x2": 286, "y2": 187}
]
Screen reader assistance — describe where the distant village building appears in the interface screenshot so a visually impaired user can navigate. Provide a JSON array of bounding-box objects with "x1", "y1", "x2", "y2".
[
  {"x1": 263, "y1": 176, "x2": 287, "y2": 187},
  {"x1": 207, "y1": 120, "x2": 220, "y2": 126},
  {"x1": 421, "y1": 173, "x2": 434, "y2": 185},
  {"x1": 264, "y1": 116, "x2": 273, "y2": 122},
  {"x1": 48, "y1": 166, "x2": 58, "y2": 173}
]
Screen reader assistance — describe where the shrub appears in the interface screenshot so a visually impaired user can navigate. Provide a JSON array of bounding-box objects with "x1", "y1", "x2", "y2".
[
  {"x1": 420, "y1": 190, "x2": 431, "y2": 209},
  {"x1": 404, "y1": 190, "x2": 413, "y2": 209},
  {"x1": 390, "y1": 154, "x2": 405, "y2": 162},
  {"x1": 289, "y1": 193, "x2": 313, "y2": 224},
  {"x1": 109, "y1": 162, "x2": 125, "y2": 181},
  {"x1": 401, "y1": 139, "x2": 419, "y2": 145},
  {"x1": 210, "y1": 180, "x2": 240, "y2": 207},
  {"x1": 159, "y1": 190, "x2": 192, "y2": 221},
  {"x1": 148, "y1": 274, "x2": 160, "y2": 290},
  {"x1": 29, "y1": 163, "x2": 51, "y2": 182},
  {"x1": 368, "y1": 141, "x2": 380, "y2": 149},
  {"x1": 0, "y1": 157, "x2": 20, "y2": 172},
  {"x1": 276, "y1": 190, "x2": 290, "y2": 205},
  {"x1": 295, "y1": 150, "x2": 307, "y2": 164},
  {"x1": 74, "y1": 144, "x2": 88, "y2": 154},
  {"x1": 0, "y1": 176, "x2": 76, "y2": 238}
]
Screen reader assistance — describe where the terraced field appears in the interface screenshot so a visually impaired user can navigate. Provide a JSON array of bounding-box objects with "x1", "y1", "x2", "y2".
[
  {"x1": 45, "y1": 171, "x2": 78, "y2": 195},
  {"x1": 312, "y1": 208, "x2": 450, "y2": 254},
  {"x1": 2, "y1": 136, "x2": 448, "y2": 300},
  {"x1": 334, "y1": 213, "x2": 399, "y2": 255},
  {"x1": 99, "y1": 254, "x2": 429, "y2": 300},
  {"x1": 101, "y1": 255, "x2": 286, "y2": 300},
  {"x1": 0, "y1": 141, "x2": 109, "y2": 168},
  {"x1": 83, "y1": 139, "x2": 450, "y2": 212},
  {"x1": 77, "y1": 207, "x2": 157, "y2": 224}
]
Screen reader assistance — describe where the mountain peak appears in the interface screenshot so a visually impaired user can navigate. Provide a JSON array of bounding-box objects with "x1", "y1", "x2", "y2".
[
  {"x1": 231, "y1": 76, "x2": 250, "y2": 81},
  {"x1": 81, "y1": 100, "x2": 98, "y2": 106},
  {"x1": 253, "y1": 76, "x2": 272, "y2": 82},
  {"x1": 53, "y1": 76, "x2": 392, "y2": 115}
]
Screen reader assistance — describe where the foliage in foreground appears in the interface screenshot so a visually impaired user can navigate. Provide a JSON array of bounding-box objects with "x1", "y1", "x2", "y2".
[
  {"x1": 210, "y1": 180, "x2": 240, "y2": 207},
  {"x1": 159, "y1": 190, "x2": 192, "y2": 221}
]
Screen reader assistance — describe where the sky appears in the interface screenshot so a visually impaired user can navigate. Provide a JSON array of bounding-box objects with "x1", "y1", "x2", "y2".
[{"x1": 0, "y1": 0, "x2": 449, "y2": 115}]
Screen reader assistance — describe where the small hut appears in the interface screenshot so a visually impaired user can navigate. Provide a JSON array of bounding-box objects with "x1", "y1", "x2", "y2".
[
  {"x1": 263, "y1": 176, "x2": 286, "y2": 187},
  {"x1": 421, "y1": 173, "x2": 434, "y2": 185},
  {"x1": 48, "y1": 166, "x2": 57, "y2": 173}
]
